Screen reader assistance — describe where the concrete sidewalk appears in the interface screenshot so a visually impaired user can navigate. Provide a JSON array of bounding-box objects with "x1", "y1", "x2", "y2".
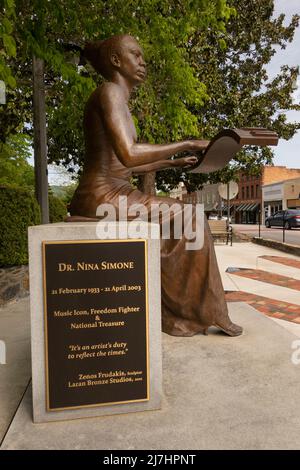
[
  {"x1": 1, "y1": 242, "x2": 300, "y2": 449},
  {"x1": 2, "y1": 303, "x2": 300, "y2": 450},
  {"x1": 0, "y1": 298, "x2": 31, "y2": 446},
  {"x1": 215, "y1": 242, "x2": 300, "y2": 337}
]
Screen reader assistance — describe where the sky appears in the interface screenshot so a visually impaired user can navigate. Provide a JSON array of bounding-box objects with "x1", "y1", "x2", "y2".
[
  {"x1": 269, "y1": 0, "x2": 300, "y2": 168},
  {"x1": 45, "y1": 0, "x2": 300, "y2": 185}
]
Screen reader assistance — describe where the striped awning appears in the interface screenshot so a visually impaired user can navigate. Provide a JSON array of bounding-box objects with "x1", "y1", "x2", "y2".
[
  {"x1": 236, "y1": 202, "x2": 259, "y2": 211},
  {"x1": 250, "y1": 203, "x2": 260, "y2": 211},
  {"x1": 244, "y1": 202, "x2": 260, "y2": 211},
  {"x1": 236, "y1": 203, "x2": 247, "y2": 211},
  {"x1": 222, "y1": 204, "x2": 233, "y2": 211}
]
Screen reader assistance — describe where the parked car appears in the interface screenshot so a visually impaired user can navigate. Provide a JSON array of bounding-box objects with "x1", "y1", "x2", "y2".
[{"x1": 265, "y1": 210, "x2": 300, "y2": 229}]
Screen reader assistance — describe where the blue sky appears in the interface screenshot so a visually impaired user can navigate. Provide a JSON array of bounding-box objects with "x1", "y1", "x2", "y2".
[
  {"x1": 47, "y1": 0, "x2": 300, "y2": 184},
  {"x1": 270, "y1": 0, "x2": 300, "y2": 168}
]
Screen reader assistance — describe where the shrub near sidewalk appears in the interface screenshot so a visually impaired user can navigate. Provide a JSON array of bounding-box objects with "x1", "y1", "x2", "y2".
[
  {"x1": 0, "y1": 185, "x2": 41, "y2": 266},
  {"x1": 49, "y1": 193, "x2": 67, "y2": 223},
  {"x1": 0, "y1": 186, "x2": 67, "y2": 266}
]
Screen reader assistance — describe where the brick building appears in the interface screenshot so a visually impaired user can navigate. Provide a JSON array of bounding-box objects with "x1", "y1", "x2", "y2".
[
  {"x1": 233, "y1": 166, "x2": 300, "y2": 224},
  {"x1": 178, "y1": 166, "x2": 300, "y2": 223}
]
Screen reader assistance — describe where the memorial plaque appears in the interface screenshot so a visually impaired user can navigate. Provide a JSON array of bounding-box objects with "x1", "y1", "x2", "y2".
[{"x1": 42, "y1": 239, "x2": 149, "y2": 411}]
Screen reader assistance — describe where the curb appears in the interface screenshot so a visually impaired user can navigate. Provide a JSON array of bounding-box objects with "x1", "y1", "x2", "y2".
[
  {"x1": 231, "y1": 229, "x2": 252, "y2": 243},
  {"x1": 0, "y1": 265, "x2": 29, "y2": 308},
  {"x1": 252, "y1": 236, "x2": 300, "y2": 257}
]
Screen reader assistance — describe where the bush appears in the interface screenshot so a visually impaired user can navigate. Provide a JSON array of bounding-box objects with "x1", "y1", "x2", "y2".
[
  {"x1": 49, "y1": 194, "x2": 67, "y2": 223},
  {"x1": 0, "y1": 185, "x2": 41, "y2": 266}
]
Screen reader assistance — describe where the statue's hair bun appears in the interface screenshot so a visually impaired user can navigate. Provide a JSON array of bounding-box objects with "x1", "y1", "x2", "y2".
[
  {"x1": 82, "y1": 35, "x2": 135, "y2": 79},
  {"x1": 82, "y1": 41, "x2": 103, "y2": 73}
]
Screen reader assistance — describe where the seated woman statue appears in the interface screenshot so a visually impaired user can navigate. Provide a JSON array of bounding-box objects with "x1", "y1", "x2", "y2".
[{"x1": 69, "y1": 34, "x2": 243, "y2": 337}]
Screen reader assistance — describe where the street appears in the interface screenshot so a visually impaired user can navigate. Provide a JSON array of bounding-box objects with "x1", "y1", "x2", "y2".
[{"x1": 232, "y1": 223, "x2": 300, "y2": 246}]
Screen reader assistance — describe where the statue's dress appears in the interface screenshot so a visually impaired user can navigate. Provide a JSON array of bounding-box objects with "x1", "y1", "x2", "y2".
[{"x1": 69, "y1": 92, "x2": 232, "y2": 336}]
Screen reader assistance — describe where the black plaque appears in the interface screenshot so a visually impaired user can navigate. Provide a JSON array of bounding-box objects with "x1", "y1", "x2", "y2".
[{"x1": 42, "y1": 239, "x2": 149, "y2": 411}]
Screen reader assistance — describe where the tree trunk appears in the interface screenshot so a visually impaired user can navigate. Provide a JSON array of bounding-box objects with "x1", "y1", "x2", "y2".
[
  {"x1": 33, "y1": 56, "x2": 49, "y2": 224},
  {"x1": 139, "y1": 172, "x2": 156, "y2": 195}
]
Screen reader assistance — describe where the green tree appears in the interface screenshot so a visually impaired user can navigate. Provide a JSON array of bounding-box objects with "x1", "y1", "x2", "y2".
[
  {"x1": 0, "y1": 0, "x2": 17, "y2": 89},
  {"x1": 0, "y1": 133, "x2": 34, "y2": 188},
  {"x1": 1, "y1": 1, "x2": 299, "y2": 195},
  {"x1": 156, "y1": 0, "x2": 300, "y2": 192},
  {"x1": 1, "y1": 0, "x2": 233, "y2": 172}
]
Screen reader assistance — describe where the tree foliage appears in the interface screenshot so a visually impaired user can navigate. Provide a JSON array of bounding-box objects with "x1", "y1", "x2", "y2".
[
  {"x1": 1, "y1": 0, "x2": 299, "y2": 194},
  {"x1": 0, "y1": 0, "x2": 234, "y2": 167},
  {"x1": 0, "y1": 185, "x2": 41, "y2": 266},
  {"x1": 0, "y1": 133, "x2": 34, "y2": 188},
  {"x1": 0, "y1": 0, "x2": 17, "y2": 89},
  {"x1": 156, "y1": 0, "x2": 300, "y2": 192}
]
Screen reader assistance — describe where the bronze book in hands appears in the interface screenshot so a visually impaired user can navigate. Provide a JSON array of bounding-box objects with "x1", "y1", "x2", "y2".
[{"x1": 189, "y1": 128, "x2": 278, "y2": 174}]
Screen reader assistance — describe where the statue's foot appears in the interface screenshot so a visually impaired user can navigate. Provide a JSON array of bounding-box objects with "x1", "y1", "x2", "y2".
[{"x1": 213, "y1": 321, "x2": 243, "y2": 337}]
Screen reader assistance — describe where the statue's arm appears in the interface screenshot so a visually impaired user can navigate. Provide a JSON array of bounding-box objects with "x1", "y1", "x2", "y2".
[
  {"x1": 99, "y1": 84, "x2": 208, "y2": 168},
  {"x1": 131, "y1": 156, "x2": 198, "y2": 174},
  {"x1": 131, "y1": 160, "x2": 172, "y2": 174}
]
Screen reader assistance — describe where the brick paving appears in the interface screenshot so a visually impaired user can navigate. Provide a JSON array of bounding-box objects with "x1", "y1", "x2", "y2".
[
  {"x1": 228, "y1": 268, "x2": 300, "y2": 291},
  {"x1": 225, "y1": 291, "x2": 300, "y2": 324},
  {"x1": 259, "y1": 255, "x2": 300, "y2": 269}
]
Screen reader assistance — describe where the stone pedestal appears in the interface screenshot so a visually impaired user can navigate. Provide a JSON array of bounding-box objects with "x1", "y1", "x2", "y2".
[{"x1": 28, "y1": 221, "x2": 162, "y2": 423}]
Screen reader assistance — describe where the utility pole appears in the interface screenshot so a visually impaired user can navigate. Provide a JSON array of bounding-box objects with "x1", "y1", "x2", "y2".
[
  {"x1": 32, "y1": 56, "x2": 49, "y2": 224},
  {"x1": 227, "y1": 181, "x2": 230, "y2": 227},
  {"x1": 218, "y1": 194, "x2": 222, "y2": 219}
]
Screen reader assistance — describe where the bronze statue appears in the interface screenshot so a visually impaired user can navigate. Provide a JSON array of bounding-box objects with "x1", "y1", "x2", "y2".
[{"x1": 69, "y1": 34, "x2": 243, "y2": 336}]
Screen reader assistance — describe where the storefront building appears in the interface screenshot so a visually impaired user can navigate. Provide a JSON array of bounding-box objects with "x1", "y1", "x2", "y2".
[
  {"x1": 233, "y1": 166, "x2": 300, "y2": 224},
  {"x1": 174, "y1": 166, "x2": 300, "y2": 223},
  {"x1": 262, "y1": 177, "x2": 300, "y2": 223}
]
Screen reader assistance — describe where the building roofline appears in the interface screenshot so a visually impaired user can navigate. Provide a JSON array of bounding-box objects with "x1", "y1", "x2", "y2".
[{"x1": 262, "y1": 176, "x2": 300, "y2": 188}]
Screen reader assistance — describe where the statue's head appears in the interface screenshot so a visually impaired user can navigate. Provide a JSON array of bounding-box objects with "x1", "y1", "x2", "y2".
[{"x1": 83, "y1": 34, "x2": 146, "y2": 84}]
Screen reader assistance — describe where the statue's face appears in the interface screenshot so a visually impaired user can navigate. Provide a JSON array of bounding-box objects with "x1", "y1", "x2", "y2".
[{"x1": 113, "y1": 37, "x2": 146, "y2": 84}]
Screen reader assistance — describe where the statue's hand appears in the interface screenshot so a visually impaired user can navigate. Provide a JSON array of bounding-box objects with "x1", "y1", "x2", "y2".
[
  {"x1": 188, "y1": 140, "x2": 210, "y2": 152},
  {"x1": 172, "y1": 156, "x2": 199, "y2": 168}
]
